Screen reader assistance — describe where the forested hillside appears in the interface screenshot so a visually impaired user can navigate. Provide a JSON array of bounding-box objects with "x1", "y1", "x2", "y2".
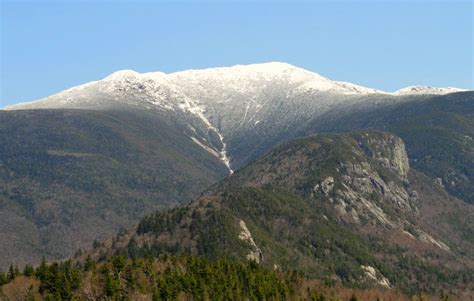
[
  {"x1": 0, "y1": 108, "x2": 228, "y2": 268},
  {"x1": 0, "y1": 255, "x2": 445, "y2": 300}
]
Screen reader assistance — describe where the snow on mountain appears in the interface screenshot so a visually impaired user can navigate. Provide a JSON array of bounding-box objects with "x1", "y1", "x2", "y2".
[
  {"x1": 3, "y1": 62, "x2": 389, "y2": 172},
  {"x1": 5, "y1": 62, "x2": 465, "y2": 110},
  {"x1": 393, "y1": 86, "x2": 466, "y2": 96},
  {"x1": 6, "y1": 62, "x2": 465, "y2": 113},
  {"x1": 4, "y1": 62, "x2": 385, "y2": 111},
  {"x1": 6, "y1": 62, "x2": 466, "y2": 113},
  {"x1": 3, "y1": 62, "x2": 468, "y2": 172},
  {"x1": 167, "y1": 62, "x2": 385, "y2": 96}
]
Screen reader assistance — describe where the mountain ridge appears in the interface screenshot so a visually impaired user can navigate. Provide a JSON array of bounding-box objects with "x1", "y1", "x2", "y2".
[{"x1": 4, "y1": 62, "x2": 467, "y2": 111}]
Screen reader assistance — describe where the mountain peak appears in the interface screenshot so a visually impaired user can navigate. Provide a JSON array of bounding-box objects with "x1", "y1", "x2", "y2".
[
  {"x1": 169, "y1": 61, "x2": 323, "y2": 80},
  {"x1": 104, "y1": 69, "x2": 140, "y2": 81}
]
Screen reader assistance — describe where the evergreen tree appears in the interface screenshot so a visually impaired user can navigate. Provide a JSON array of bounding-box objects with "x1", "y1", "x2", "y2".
[
  {"x1": 7, "y1": 264, "x2": 15, "y2": 281},
  {"x1": 0, "y1": 271, "x2": 7, "y2": 285},
  {"x1": 111, "y1": 254, "x2": 127, "y2": 274},
  {"x1": 84, "y1": 255, "x2": 95, "y2": 272},
  {"x1": 127, "y1": 236, "x2": 140, "y2": 259},
  {"x1": 104, "y1": 272, "x2": 119, "y2": 297},
  {"x1": 36, "y1": 258, "x2": 49, "y2": 284},
  {"x1": 23, "y1": 264, "x2": 34, "y2": 277}
]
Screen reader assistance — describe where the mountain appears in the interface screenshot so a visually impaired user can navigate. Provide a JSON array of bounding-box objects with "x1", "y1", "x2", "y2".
[
  {"x1": 1, "y1": 62, "x2": 471, "y2": 270},
  {"x1": 85, "y1": 131, "x2": 474, "y2": 295},
  {"x1": 7, "y1": 62, "x2": 464, "y2": 113},
  {"x1": 4, "y1": 62, "x2": 386, "y2": 111},
  {"x1": 4, "y1": 63, "x2": 466, "y2": 170},
  {"x1": 4, "y1": 62, "x2": 388, "y2": 170}
]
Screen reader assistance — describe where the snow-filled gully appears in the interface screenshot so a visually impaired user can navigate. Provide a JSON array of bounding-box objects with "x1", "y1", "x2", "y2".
[{"x1": 185, "y1": 104, "x2": 234, "y2": 174}]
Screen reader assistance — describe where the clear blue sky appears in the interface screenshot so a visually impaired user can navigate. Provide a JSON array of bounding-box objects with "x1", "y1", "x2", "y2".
[{"x1": 1, "y1": 1, "x2": 472, "y2": 107}]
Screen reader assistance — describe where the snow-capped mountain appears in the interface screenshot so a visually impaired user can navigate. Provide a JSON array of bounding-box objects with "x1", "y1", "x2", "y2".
[
  {"x1": 5, "y1": 62, "x2": 385, "y2": 110},
  {"x1": 4, "y1": 62, "x2": 467, "y2": 171},
  {"x1": 4, "y1": 62, "x2": 385, "y2": 171},
  {"x1": 1, "y1": 62, "x2": 473, "y2": 271},
  {"x1": 6, "y1": 62, "x2": 465, "y2": 114}
]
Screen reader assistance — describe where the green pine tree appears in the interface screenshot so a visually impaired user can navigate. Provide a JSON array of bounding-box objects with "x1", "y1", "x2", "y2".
[
  {"x1": 23, "y1": 264, "x2": 34, "y2": 277},
  {"x1": 7, "y1": 264, "x2": 15, "y2": 281},
  {"x1": 84, "y1": 255, "x2": 95, "y2": 272},
  {"x1": 0, "y1": 271, "x2": 8, "y2": 285}
]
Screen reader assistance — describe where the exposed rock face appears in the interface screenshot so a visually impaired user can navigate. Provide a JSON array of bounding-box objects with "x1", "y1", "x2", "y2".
[
  {"x1": 361, "y1": 265, "x2": 391, "y2": 288},
  {"x1": 306, "y1": 133, "x2": 415, "y2": 229},
  {"x1": 238, "y1": 219, "x2": 263, "y2": 263},
  {"x1": 315, "y1": 176, "x2": 335, "y2": 195},
  {"x1": 335, "y1": 160, "x2": 412, "y2": 225},
  {"x1": 306, "y1": 133, "x2": 450, "y2": 252},
  {"x1": 356, "y1": 132, "x2": 410, "y2": 179}
]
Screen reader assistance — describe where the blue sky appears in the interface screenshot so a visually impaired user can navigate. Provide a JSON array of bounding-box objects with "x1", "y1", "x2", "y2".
[{"x1": 1, "y1": 1, "x2": 472, "y2": 107}]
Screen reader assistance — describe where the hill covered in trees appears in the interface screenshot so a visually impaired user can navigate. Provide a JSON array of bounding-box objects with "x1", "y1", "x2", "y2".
[{"x1": 0, "y1": 255, "x2": 444, "y2": 300}]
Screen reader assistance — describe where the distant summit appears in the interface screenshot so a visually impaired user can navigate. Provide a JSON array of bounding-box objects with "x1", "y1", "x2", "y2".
[{"x1": 5, "y1": 62, "x2": 467, "y2": 112}]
